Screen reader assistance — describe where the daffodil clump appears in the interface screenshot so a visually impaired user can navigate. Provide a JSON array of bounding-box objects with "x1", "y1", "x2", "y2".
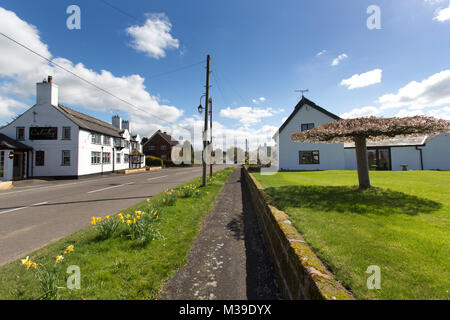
[
  {"x1": 160, "y1": 189, "x2": 177, "y2": 206},
  {"x1": 91, "y1": 215, "x2": 120, "y2": 240},
  {"x1": 20, "y1": 245, "x2": 75, "y2": 300},
  {"x1": 90, "y1": 209, "x2": 162, "y2": 245},
  {"x1": 178, "y1": 184, "x2": 201, "y2": 198}
]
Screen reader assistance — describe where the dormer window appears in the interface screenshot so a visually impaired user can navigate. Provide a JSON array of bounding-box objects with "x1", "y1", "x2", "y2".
[{"x1": 301, "y1": 123, "x2": 315, "y2": 132}]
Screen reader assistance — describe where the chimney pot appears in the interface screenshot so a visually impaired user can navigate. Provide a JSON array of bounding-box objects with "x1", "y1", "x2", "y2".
[{"x1": 48, "y1": 76, "x2": 53, "y2": 83}]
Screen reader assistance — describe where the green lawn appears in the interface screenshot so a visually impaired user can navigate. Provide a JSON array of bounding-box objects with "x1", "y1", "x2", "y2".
[
  {"x1": 252, "y1": 170, "x2": 450, "y2": 300},
  {"x1": 0, "y1": 168, "x2": 234, "y2": 300}
]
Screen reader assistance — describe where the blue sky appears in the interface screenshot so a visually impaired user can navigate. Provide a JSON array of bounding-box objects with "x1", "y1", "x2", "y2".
[{"x1": 0, "y1": 0, "x2": 449, "y2": 148}]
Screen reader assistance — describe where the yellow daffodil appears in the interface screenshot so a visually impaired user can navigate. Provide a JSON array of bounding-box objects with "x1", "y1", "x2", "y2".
[
  {"x1": 91, "y1": 220, "x2": 96, "y2": 226},
  {"x1": 96, "y1": 217, "x2": 102, "y2": 222},
  {"x1": 126, "y1": 220, "x2": 132, "y2": 226},
  {"x1": 56, "y1": 255, "x2": 64, "y2": 263},
  {"x1": 31, "y1": 262, "x2": 37, "y2": 269},
  {"x1": 126, "y1": 214, "x2": 131, "y2": 218},
  {"x1": 66, "y1": 245, "x2": 74, "y2": 253},
  {"x1": 105, "y1": 216, "x2": 110, "y2": 220}
]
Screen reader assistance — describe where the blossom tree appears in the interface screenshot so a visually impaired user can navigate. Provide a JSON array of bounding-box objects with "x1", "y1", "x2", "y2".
[{"x1": 291, "y1": 116, "x2": 450, "y2": 189}]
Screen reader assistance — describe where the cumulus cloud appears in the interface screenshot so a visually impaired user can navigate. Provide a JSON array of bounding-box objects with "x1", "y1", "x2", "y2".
[
  {"x1": 340, "y1": 69, "x2": 382, "y2": 90},
  {"x1": 251, "y1": 97, "x2": 266, "y2": 104},
  {"x1": 378, "y1": 70, "x2": 450, "y2": 109},
  {"x1": 331, "y1": 53, "x2": 348, "y2": 66},
  {"x1": 0, "y1": 7, "x2": 183, "y2": 132},
  {"x1": 316, "y1": 50, "x2": 327, "y2": 56},
  {"x1": 340, "y1": 106, "x2": 380, "y2": 119},
  {"x1": 220, "y1": 106, "x2": 281, "y2": 127},
  {"x1": 126, "y1": 13, "x2": 179, "y2": 59},
  {"x1": 395, "y1": 106, "x2": 450, "y2": 120},
  {"x1": 433, "y1": 4, "x2": 450, "y2": 22}
]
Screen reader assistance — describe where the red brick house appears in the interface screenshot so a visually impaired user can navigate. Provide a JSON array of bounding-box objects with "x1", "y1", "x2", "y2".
[{"x1": 142, "y1": 130, "x2": 179, "y2": 161}]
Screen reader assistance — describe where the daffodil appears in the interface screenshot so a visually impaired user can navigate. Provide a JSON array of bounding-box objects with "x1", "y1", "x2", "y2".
[
  {"x1": 126, "y1": 220, "x2": 133, "y2": 226},
  {"x1": 66, "y1": 245, "x2": 74, "y2": 253},
  {"x1": 105, "y1": 216, "x2": 110, "y2": 220},
  {"x1": 56, "y1": 255, "x2": 64, "y2": 263}
]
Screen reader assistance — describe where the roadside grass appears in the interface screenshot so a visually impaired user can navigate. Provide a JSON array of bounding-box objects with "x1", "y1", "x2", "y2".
[
  {"x1": 0, "y1": 167, "x2": 234, "y2": 300},
  {"x1": 252, "y1": 170, "x2": 450, "y2": 300}
]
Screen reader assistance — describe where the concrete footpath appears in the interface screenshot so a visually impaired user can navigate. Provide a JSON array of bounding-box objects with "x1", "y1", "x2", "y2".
[{"x1": 158, "y1": 168, "x2": 280, "y2": 300}]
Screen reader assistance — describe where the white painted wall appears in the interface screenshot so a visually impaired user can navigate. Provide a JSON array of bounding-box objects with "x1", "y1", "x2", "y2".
[
  {"x1": 391, "y1": 147, "x2": 422, "y2": 171},
  {"x1": 422, "y1": 133, "x2": 450, "y2": 170},
  {"x1": 0, "y1": 103, "x2": 79, "y2": 177},
  {"x1": 278, "y1": 104, "x2": 345, "y2": 170}
]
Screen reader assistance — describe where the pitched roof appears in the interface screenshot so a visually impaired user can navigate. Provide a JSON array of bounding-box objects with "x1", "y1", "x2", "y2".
[
  {"x1": 0, "y1": 134, "x2": 33, "y2": 150},
  {"x1": 53, "y1": 104, "x2": 123, "y2": 138},
  {"x1": 275, "y1": 97, "x2": 341, "y2": 138},
  {"x1": 145, "y1": 130, "x2": 179, "y2": 147}
]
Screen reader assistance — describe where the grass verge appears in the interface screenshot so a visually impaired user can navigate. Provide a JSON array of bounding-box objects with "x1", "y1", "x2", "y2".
[
  {"x1": 0, "y1": 167, "x2": 235, "y2": 300},
  {"x1": 252, "y1": 170, "x2": 450, "y2": 300}
]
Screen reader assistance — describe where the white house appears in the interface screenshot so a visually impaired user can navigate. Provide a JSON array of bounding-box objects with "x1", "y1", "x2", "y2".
[
  {"x1": 274, "y1": 96, "x2": 450, "y2": 171},
  {"x1": 0, "y1": 76, "x2": 144, "y2": 181}
]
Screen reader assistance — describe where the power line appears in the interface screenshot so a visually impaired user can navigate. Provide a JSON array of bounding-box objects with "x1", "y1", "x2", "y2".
[
  {"x1": 0, "y1": 32, "x2": 203, "y2": 126},
  {"x1": 211, "y1": 71, "x2": 230, "y2": 107},
  {"x1": 98, "y1": 0, "x2": 141, "y2": 23}
]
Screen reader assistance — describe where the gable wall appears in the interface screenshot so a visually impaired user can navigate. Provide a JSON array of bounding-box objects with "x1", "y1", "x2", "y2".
[{"x1": 278, "y1": 104, "x2": 345, "y2": 170}]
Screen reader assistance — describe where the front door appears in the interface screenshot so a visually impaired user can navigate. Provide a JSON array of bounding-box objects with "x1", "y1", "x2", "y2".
[{"x1": 13, "y1": 152, "x2": 24, "y2": 180}]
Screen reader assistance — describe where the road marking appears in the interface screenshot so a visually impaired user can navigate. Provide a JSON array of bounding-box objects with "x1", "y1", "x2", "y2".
[
  {"x1": 87, "y1": 182, "x2": 134, "y2": 194},
  {"x1": 147, "y1": 175, "x2": 168, "y2": 181},
  {"x1": 0, "y1": 202, "x2": 49, "y2": 215}
]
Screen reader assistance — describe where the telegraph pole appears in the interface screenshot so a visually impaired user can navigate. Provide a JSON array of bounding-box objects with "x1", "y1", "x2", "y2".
[
  {"x1": 202, "y1": 55, "x2": 210, "y2": 187},
  {"x1": 209, "y1": 97, "x2": 213, "y2": 178}
]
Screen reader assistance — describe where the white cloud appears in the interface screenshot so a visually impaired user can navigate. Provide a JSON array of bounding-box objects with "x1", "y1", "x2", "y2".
[
  {"x1": 340, "y1": 106, "x2": 380, "y2": 119},
  {"x1": 220, "y1": 106, "x2": 281, "y2": 127},
  {"x1": 0, "y1": 96, "x2": 28, "y2": 119},
  {"x1": 251, "y1": 97, "x2": 266, "y2": 104},
  {"x1": 0, "y1": 7, "x2": 183, "y2": 133},
  {"x1": 331, "y1": 53, "x2": 348, "y2": 66},
  {"x1": 316, "y1": 50, "x2": 327, "y2": 56},
  {"x1": 126, "y1": 13, "x2": 179, "y2": 59},
  {"x1": 395, "y1": 106, "x2": 450, "y2": 120},
  {"x1": 378, "y1": 70, "x2": 450, "y2": 109},
  {"x1": 340, "y1": 69, "x2": 382, "y2": 90},
  {"x1": 433, "y1": 4, "x2": 450, "y2": 22}
]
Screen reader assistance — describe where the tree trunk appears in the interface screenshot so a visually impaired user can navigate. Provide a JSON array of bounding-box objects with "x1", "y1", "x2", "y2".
[{"x1": 354, "y1": 136, "x2": 371, "y2": 189}]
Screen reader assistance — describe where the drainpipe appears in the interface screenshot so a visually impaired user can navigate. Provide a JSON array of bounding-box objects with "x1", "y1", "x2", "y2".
[{"x1": 416, "y1": 146, "x2": 424, "y2": 170}]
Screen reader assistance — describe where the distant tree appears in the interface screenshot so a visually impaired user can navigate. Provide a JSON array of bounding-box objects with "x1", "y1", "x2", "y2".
[
  {"x1": 291, "y1": 116, "x2": 450, "y2": 189},
  {"x1": 141, "y1": 137, "x2": 149, "y2": 145}
]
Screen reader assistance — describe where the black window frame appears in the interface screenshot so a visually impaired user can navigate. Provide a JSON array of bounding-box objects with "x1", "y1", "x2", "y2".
[
  {"x1": 35, "y1": 151, "x2": 45, "y2": 166},
  {"x1": 301, "y1": 123, "x2": 315, "y2": 132},
  {"x1": 61, "y1": 150, "x2": 71, "y2": 166},
  {"x1": 102, "y1": 152, "x2": 111, "y2": 164},
  {"x1": 16, "y1": 127, "x2": 25, "y2": 141},
  {"x1": 62, "y1": 127, "x2": 71, "y2": 140},
  {"x1": 299, "y1": 150, "x2": 320, "y2": 165}
]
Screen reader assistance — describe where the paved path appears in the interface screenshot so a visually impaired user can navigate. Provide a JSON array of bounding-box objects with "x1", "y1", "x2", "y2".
[
  {"x1": 0, "y1": 165, "x2": 230, "y2": 267},
  {"x1": 158, "y1": 168, "x2": 279, "y2": 300}
]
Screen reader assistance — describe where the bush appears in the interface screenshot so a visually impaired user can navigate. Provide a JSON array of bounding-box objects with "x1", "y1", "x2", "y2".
[{"x1": 146, "y1": 156, "x2": 163, "y2": 167}]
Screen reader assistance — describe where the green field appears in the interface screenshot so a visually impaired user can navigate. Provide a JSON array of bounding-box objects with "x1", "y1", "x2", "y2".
[
  {"x1": 252, "y1": 170, "x2": 450, "y2": 300},
  {"x1": 0, "y1": 168, "x2": 234, "y2": 300}
]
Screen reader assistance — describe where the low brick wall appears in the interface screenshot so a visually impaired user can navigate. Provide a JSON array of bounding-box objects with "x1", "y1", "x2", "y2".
[{"x1": 242, "y1": 168, "x2": 354, "y2": 300}]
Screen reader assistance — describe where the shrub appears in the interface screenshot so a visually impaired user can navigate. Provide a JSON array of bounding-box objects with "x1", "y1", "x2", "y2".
[{"x1": 145, "y1": 156, "x2": 163, "y2": 167}]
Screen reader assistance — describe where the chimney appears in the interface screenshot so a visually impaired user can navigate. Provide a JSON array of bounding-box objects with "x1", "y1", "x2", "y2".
[
  {"x1": 112, "y1": 115, "x2": 122, "y2": 130},
  {"x1": 36, "y1": 76, "x2": 58, "y2": 106},
  {"x1": 122, "y1": 120, "x2": 131, "y2": 132}
]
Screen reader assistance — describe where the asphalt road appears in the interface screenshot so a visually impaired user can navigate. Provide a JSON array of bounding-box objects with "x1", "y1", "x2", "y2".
[{"x1": 0, "y1": 165, "x2": 231, "y2": 267}]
